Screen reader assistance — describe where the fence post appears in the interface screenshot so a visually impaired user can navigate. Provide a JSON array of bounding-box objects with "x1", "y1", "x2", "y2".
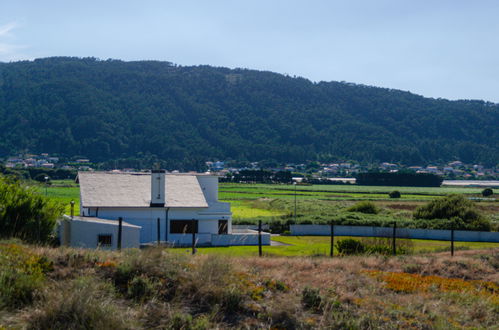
[
  {"x1": 258, "y1": 220, "x2": 262, "y2": 257},
  {"x1": 392, "y1": 222, "x2": 397, "y2": 256},
  {"x1": 117, "y1": 217, "x2": 123, "y2": 251},
  {"x1": 70, "y1": 200, "x2": 75, "y2": 219},
  {"x1": 450, "y1": 223, "x2": 455, "y2": 257},
  {"x1": 191, "y1": 219, "x2": 196, "y2": 255},
  {"x1": 157, "y1": 217, "x2": 161, "y2": 246},
  {"x1": 330, "y1": 221, "x2": 334, "y2": 257}
]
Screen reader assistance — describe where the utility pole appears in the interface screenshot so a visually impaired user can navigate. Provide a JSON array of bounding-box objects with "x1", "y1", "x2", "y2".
[{"x1": 293, "y1": 181, "x2": 297, "y2": 223}]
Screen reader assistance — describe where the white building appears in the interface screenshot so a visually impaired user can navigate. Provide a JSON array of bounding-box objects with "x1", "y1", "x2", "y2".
[{"x1": 76, "y1": 170, "x2": 269, "y2": 247}]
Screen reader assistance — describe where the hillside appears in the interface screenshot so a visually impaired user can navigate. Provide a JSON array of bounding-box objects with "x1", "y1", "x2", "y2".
[
  {"x1": 0, "y1": 241, "x2": 497, "y2": 329},
  {"x1": 0, "y1": 57, "x2": 498, "y2": 170}
]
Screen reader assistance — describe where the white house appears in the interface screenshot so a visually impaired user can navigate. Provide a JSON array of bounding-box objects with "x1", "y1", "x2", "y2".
[{"x1": 75, "y1": 170, "x2": 269, "y2": 247}]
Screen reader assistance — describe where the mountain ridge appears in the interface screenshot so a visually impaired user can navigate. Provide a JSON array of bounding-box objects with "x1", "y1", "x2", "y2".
[{"x1": 0, "y1": 57, "x2": 497, "y2": 169}]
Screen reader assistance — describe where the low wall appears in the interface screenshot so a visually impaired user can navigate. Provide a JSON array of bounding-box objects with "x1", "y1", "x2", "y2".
[
  {"x1": 165, "y1": 231, "x2": 271, "y2": 247},
  {"x1": 290, "y1": 224, "x2": 499, "y2": 243},
  {"x1": 211, "y1": 232, "x2": 271, "y2": 246},
  {"x1": 232, "y1": 224, "x2": 270, "y2": 231}
]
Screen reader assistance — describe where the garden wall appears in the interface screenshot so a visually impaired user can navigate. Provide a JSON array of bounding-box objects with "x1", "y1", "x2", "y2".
[{"x1": 290, "y1": 225, "x2": 499, "y2": 243}]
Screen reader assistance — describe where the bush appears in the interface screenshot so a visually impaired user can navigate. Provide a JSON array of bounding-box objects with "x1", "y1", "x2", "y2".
[
  {"x1": 336, "y1": 239, "x2": 365, "y2": 255},
  {"x1": 482, "y1": 188, "x2": 493, "y2": 197},
  {"x1": 347, "y1": 201, "x2": 379, "y2": 214},
  {"x1": 301, "y1": 287, "x2": 322, "y2": 311},
  {"x1": 28, "y1": 277, "x2": 132, "y2": 330},
  {"x1": 0, "y1": 243, "x2": 50, "y2": 309},
  {"x1": 414, "y1": 195, "x2": 491, "y2": 231},
  {"x1": 389, "y1": 190, "x2": 401, "y2": 198},
  {"x1": 0, "y1": 175, "x2": 64, "y2": 243},
  {"x1": 127, "y1": 275, "x2": 156, "y2": 302}
]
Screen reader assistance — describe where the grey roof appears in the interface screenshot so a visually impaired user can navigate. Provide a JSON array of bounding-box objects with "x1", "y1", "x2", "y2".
[
  {"x1": 66, "y1": 215, "x2": 141, "y2": 228},
  {"x1": 78, "y1": 172, "x2": 208, "y2": 208}
]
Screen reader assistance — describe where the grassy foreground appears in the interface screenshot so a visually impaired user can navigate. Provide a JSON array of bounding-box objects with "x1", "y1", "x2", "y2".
[{"x1": 1, "y1": 240, "x2": 498, "y2": 329}]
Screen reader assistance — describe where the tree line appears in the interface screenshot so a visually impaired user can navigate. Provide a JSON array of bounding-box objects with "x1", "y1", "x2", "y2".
[{"x1": 0, "y1": 57, "x2": 497, "y2": 170}]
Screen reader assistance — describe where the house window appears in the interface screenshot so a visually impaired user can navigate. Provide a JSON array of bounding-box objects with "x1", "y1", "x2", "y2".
[
  {"x1": 218, "y1": 220, "x2": 228, "y2": 235},
  {"x1": 98, "y1": 234, "x2": 112, "y2": 246},
  {"x1": 170, "y1": 220, "x2": 198, "y2": 234}
]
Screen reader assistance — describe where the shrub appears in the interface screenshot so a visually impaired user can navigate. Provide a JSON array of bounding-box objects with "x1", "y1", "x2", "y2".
[
  {"x1": 389, "y1": 190, "x2": 401, "y2": 198},
  {"x1": 336, "y1": 239, "x2": 365, "y2": 255},
  {"x1": 127, "y1": 275, "x2": 156, "y2": 302},
  {"x1": 28, "y1": 277, "x2": 132, "y2": 329},
  {"x1": 301, "y1": 287, "x2": 322, "y2": 311},
  {"x1": 0, "y1": 243, "x2": 49, "y2": 309},
  {"x1": 482, "y1": 188, "x2": 493, "y2": 197},
  {"x1": 414, "y1": 195, "x2": 490, "y2": 231},
  {"x1": 0, "y1": 176, "x2": 64, "y2": 243},
  {"x1": 347, "y1": 201, "x2": 379, "y2": 214}
]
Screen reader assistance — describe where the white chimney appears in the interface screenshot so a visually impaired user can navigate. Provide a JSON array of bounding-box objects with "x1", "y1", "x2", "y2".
[{"x1": 150, "y1": 170, "x2": 165, "y2": 207}]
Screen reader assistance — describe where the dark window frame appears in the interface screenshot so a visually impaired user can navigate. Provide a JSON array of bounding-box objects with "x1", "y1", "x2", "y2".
[
  {"x1": 97, "y1": 234, "x2": 112, "y2": 246},
  {"x1": 218, "y1": 220, "x2": 228, "y2": 235},
  {"x1": 170, "y1": 220, "x2": 198, "y2": 234}
]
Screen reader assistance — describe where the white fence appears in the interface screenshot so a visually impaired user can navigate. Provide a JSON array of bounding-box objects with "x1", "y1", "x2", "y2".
[{"x1": 290, "y1": 224, "x2": 499, "y2": 243}]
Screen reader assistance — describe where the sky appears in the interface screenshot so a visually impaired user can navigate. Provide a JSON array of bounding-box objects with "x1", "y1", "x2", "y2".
[{"x1": 1, "y1": 0, "x2": 498, "y2": 102}]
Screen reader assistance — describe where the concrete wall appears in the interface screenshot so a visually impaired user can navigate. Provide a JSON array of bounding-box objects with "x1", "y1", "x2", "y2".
[
  {"x1": 197, "y1": 176, "x2": 219, "y2": 203},
  {"x1": 167, "y1": 231, "x2": 271, "y2": 247},
  {"x1": 290, "y1": 224, "x2": 499, "y2": 242},
  {"x1": 85, "y1": 205, "x2": 231, "y2": 244},
  {"x1": 59, "y1": 219, "x2": 141, "y2": 249},
  {"x1": 233, "y1": 224, "x2": 270, "y2": 231}
]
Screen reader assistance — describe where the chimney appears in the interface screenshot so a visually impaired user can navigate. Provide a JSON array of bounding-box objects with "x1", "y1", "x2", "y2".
[{"x1": 150, "y1": 169, "x2": 166, "y2": 207}]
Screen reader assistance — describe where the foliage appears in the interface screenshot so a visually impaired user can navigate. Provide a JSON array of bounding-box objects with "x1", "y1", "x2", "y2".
[
  {"x1": 0, "y1": 57, "x2": 498, "y2": 169},
  {"x1": 336, "y1": 239, "x2": 365, "y2": 255},
  {"x1": 482, "y1": 188, "x2": 493, "y2": 197},
  {"x1": 356, "y1": 172, "x2": 443, "y2": 187},
  {"x1": 347, "y1": 201, "x2": 380, "y2": 214},
  {"x1": 0, "y1": 176, "x2": 64, "y2": 243},
  {"x1": 0, "y1": 243, "x2": 51, "y2": 309},
  {"x1": 1, "y1": 241, "x2": 498, "y2": 329},
  {"x1": 389, "y1": 190, "x2": 401, "y2": 198},
  {"x1": 301, "y1": 287, "x2": 322, "y2": 311},
  {"x1": 28, "y1": 277, "x2": 132, "y2": 330},
  {"x1": 414, "y1": 194, "x2": 491, "y2": 231}
]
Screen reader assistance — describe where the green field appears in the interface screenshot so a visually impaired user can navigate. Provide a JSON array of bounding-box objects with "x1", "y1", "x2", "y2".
[
  {"x1": 170, "y1": 235, "x2": 499, "y2": 257},
  {"x1": 42, "y1": 181, "x2": 496, "y2": 223}
]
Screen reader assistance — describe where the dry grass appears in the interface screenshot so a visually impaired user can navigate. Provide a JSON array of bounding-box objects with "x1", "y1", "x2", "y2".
[{"x1": 1, "y1": 241, "x2": 498, "y2": 329}]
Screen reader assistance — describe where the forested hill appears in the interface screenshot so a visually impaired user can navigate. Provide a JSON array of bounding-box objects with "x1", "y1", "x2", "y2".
[{"x1": 0, "y1": 57, "x2": 497, "y2": 169}]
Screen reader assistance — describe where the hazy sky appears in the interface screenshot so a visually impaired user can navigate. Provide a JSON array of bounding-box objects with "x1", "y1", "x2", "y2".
[{"x1": 1, "y1": 1, "x2": 498, "y2": 102}]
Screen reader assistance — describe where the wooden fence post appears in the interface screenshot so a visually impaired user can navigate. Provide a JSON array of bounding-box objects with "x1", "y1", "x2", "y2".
[
  {"x1": 330, "y1": 221, "x2": 334, "y2": 257},
  {"x1": 191, "y1": 219, "x2": 196, "y2": 255},
  {"x1": 117, "y1": 217, "x2": 123, "y2": 251},
  {"x1": 392, "y1": 222, "x2": 397, "y2": 256},
  {"x1": 451, "y1": 223, "x2": 455, "y2": 257},
  {"x1": 258, "y1": 220, "x2": 262, "y2": 257},
  {"x1": 157, "y1": 217, "x2": 161, "y2": 246}
]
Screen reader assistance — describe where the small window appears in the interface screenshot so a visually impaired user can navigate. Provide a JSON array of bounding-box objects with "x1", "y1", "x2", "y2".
[
  {"x1": 170, "y1": 220, "x2": 198, "y2": 234},
  {"x1": 218, "y1": 220, "x2": 228, "y2": 235},
  {"x1": 98, "y1": 234, "x2": 112, "y2": 246}
]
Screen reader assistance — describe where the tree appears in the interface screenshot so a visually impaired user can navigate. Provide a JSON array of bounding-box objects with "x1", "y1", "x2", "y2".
[
  {"x1": 413, "y1": 194, "x2": 490, "y2": 231},
  {"x1": 482, "y1": 188, "x2": 493, "y2": 197},
  {"x1": 0, "y1": 175, "x2": 64, "y2": 243},
  {"x1": 389, "y1": 191, "x2": 401, "y2": 198}
]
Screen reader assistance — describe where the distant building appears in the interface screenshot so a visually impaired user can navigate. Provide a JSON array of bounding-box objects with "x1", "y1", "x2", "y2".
[{"x1": 70, "y1": 171, "x2": 269, "y2": 248}]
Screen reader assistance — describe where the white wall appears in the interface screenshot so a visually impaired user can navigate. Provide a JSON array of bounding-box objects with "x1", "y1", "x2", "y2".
[
  {"x1": 60, "y1": 219, "x2": 141, "y2": 249},
  {"x1": 290, "y1": 224, "x2": 499, "y2": 242},
  {"x1": 196, "y1": 175, "x2": 219, "y2": 203}
]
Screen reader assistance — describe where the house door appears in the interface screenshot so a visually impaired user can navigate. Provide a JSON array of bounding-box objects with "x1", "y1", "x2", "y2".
[{"x1": 218, "y1": 220, "x2": 228, "y2": 234}]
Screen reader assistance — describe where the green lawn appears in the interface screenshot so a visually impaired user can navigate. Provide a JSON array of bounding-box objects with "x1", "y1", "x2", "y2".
[{"x1": 169, "y1": 235, "x2": 499, "y2": 257}]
